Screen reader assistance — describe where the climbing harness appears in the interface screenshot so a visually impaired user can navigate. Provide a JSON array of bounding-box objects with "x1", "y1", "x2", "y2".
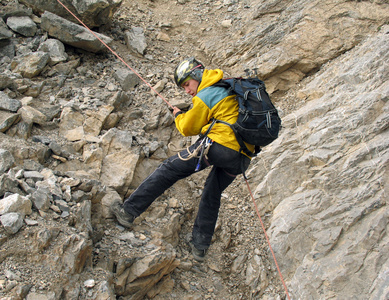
[
  {"x1": 195, "y1": 137, "x2": 213, "y2": 171},
  {"x1": 168, "y1": 137, "x2": 213, "y2": 171},
  {"x1": 56, "y1": 1, "x2": 291, "y2": 298}
]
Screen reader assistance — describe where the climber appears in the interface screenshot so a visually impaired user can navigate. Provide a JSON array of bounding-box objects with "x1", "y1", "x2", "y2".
[{"x1": 111, "y1": 57, "x2": 254, "y2": 262}]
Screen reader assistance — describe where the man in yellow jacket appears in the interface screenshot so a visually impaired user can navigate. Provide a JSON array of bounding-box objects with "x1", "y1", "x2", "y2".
[{"x1": 112, "y1": 57, "x2": 253, "y2": 261}]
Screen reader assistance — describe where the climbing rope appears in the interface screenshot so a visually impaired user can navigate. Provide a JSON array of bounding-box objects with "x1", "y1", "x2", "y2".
[
  {"x1": 168, "y1": 137, "x2": 212, "y2": 162},
  {"x1": 55, "y1": 1, "x2": 291, "y2": 298},
  {"x1": 244, "y1": 178, "x2": 291, "y2": 300}
]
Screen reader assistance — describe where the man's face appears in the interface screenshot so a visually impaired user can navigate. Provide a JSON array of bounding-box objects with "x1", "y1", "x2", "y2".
[{"x1": 182, "y1": 79, "x2": 200, "y2": 97}]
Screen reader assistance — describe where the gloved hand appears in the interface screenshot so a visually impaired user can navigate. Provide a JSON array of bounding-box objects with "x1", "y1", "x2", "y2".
[{"x1": 172, "y1": 106, "x2": 182, "y2": 117}]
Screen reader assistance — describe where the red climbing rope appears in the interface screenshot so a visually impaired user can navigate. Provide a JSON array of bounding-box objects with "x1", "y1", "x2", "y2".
[
  {"x1": 245, "y1": 178, "x2": 291, "y2": 300},
  {"x1": 56, "y1": 1, "x2": 291, "y2": 298}
]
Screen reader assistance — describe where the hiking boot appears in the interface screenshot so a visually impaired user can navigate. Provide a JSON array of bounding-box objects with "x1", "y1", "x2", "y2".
[
  {"x1": 185, "y1": 233, "x2": 206, "y2": 262},
  {"x1": 111, "y1": 202, "x2": 134, "y2": 228}
]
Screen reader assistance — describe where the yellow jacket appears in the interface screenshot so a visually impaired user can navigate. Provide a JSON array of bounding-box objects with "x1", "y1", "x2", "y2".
[{"x1": 175, "y1": 69, "x2": 254, "y2": 157}]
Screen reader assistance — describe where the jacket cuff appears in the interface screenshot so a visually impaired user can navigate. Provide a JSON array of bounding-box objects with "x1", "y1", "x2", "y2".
[{"x1": 174, "y1": 111, "x2": 183, "y2": 118}]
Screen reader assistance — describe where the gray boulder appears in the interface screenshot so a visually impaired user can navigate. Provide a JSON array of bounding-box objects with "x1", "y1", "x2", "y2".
[
  {"x1": 1, "y1": 212, "x2": 24, "y2": 234},
  {"x1": 19, "y1": 0, "x2": 122, "y2": 28},
  {"x1": 37, "y1": 39, "x2": 68, "y2": 65},
  {"x1": 114, "y1": 68, "x2": 141, "y2": 91},
  {"x1": 0, "y1": 149, "x2": 15, "y2": 174},
  {"x1": 0, "y1": 19, "x2": 13, "y2": 40},
  {"x1": 0, "y1": 111, "x2": 20, "y2": 133},
  {"x1": 125, "y1": 27, "x2": 147, "y2": 56},
  {"x1": 41, "y1": 11, "x2": 113, "y2": 53},
  {"x1": 0, "y1": 92, "x2": 22, "y2": 112},
  {"x1": 6, "y1": 16, "x2": 37, "y2": 37}
]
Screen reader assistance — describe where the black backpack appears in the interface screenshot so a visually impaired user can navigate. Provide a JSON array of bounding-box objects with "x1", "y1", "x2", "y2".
[{"x1": 213, "y1": 77, "x2": 281, "y2": 157}]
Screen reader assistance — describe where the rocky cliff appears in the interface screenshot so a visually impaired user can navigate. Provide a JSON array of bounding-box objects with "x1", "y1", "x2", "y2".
[{"x1": 0, "y1": 0, "x2": 388, "y2": 299}]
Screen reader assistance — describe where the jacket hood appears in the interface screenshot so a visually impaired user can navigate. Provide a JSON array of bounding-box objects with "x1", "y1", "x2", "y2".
[{"x1": 197, "y1": 69, "x2": 224, "y2": 91}]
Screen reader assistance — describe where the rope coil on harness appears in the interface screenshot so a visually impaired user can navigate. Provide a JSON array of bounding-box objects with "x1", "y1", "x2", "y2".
[{"x1": 168, "y1": 137, "x2": 213, "y2": 163}]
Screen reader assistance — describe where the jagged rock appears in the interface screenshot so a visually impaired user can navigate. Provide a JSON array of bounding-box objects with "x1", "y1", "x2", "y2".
[
  {"x1": 0, "y1": 91, "x2": 22, "y2": 112},
  {"x1": 6, "y1": 120, "x2": 31, "y2": 139},
  {"x1": 159, "y1": 108, "x2": 175, "y2": 128},
  {"x1": 23, "y1": 170, "x2": 44, "y2": 182},
  {"x1": 6, "y1": 16, "x2": 37, "y2": 37},
  {"x1": 1, "y1": 133, "x2": 52, "y2": 166},
  {"x1": 156, "y1": 32, "x2": 170, "y2": 42},
  {"x1": 71, "y1": 200, "x2": 93, "y2": 236},
  {"x1": 37, "y1": 38, "x2": 68, "y2": 66},
  {"x1": 48, "y1": 141, "x2": 66, "y2": 158},
  {"x1": 54, "y1": 199, "x2": 70, "y2": 214},
  {"x1": 31, "y1": 135, "x2": 53, "y2": 146},
  {"x1": 119, "y1": 231, "x2": 146, "y2": 247},
  {"x1": 83, "y1": 105, "x2": 114, "y2": 137},
  {"x1": 0, "y1": 42, "x2": 14, "y2": 60},
  {"x1": 169, "y1": 98, "x2": 191, "y2": 110},
  {"x1": 81, "y1": 143, "x2": 103, "y2": 178},
  {"x1": 93, "y1": 280, "x2": 116, "y2": 299},
  {"x1": 19, "y1": 0, "x2": 122, "y2": 28},
  {"x1": 115, "y1": 243, "x2": 179, "y2": 298},
  {"x1": 18, "y1": 106, "x2": 47, "y2": 125},
  {"x1": 101, "y1": 128, "x2": 133, "y2": 154},
  {"x1": 245, "y1": 255, "x2": 268, "y2": 295},
  {"x1": 0, "y1": 193, "x2": 32, "y2": 216},
  {"x1": 23, "y1": 159, "x2": 43, "y2": 171},
  {"x1": 231, "y1": 253, "x2": 247, "y2": 274},
  {"x1": 0, "y1": 18, "x2": 13, "y2": 40},
  {"x1": 0, "y1": 1, "x2": 33, "y2": 20},
  {"x1": 54, "y1": 233, "x2": 92, "y2": 274},
  {"x1": 99, "y1": 187, "x2": 121, "y2": 219},
  {"x1": 0, "y1": 173, "x2": 24, "y2": 197},
  {"x1": 161, "y1": 213, "x2": 182, "y2": 246},
  {"x1": 35, "y1": 179, "x2": 63, "y2": 202},
  {"x1": 25, "y1": 291, "x2": 56, "y2": 300},
  {"x1": 31, "y1": 187, "x2": 52, "y2": 211},
  {"x1": 107, "y1": 90, "x2": 132, "y2": 111},
  {"x1": 0, "y1": 72, "x2": 18, "y2": 91},
  {"x1": 100, "y1": 150, "x2": 139, "y2": 196},
  {"x1": 124, "y1": 27, "x2": 147, "y2": 55},
  {"x1": 1, "y1": 212, "x2": 24, "y2": 234},
  {"x1": 146, "y1": 274, "x2": 174, "y2": 298},
  {"x1": 40, "y1": 11, "x2": 113, "y2": 53},
  {"x1": 10, "y1": 51, "x2": 50, "y2": 78},
  {"x1": 59, "y1": 106, "x2": 85, "y2": 141},
  {"x1": 102, "y1": 111, "x2": 122, "y2": 130},
  {"x1": 48, "y1": 58, "x2": 80, "y2": 76},
  {"x1": 0, "y1": 149, "x2": 15, "y2": 173},
  {"x1": 144, "y1": 114, "x2": 159, "y2": 131},
  {"x1": 113, "y1": 67, "x2": 141, "y2": 91}
]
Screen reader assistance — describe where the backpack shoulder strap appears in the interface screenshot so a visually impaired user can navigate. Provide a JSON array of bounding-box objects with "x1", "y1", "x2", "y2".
[{"x1": 215, "y1": 120, "x2": 256, "y2": 157}]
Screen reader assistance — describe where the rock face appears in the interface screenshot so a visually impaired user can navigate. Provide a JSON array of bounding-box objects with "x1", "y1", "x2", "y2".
[
  {"x1": 208, "y1": 0, "x2": 389, "y2": 95},
  {"x1": 249, "y1": 25, "x2": 389, "y2": 299},
  {"x1": 0, "y1": 0, "x2": 388, "y2": 299}
]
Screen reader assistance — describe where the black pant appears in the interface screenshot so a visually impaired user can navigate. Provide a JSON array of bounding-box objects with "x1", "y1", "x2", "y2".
[{"x1": 123, "y1": 139, "x2": 250, "y2": 250}]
